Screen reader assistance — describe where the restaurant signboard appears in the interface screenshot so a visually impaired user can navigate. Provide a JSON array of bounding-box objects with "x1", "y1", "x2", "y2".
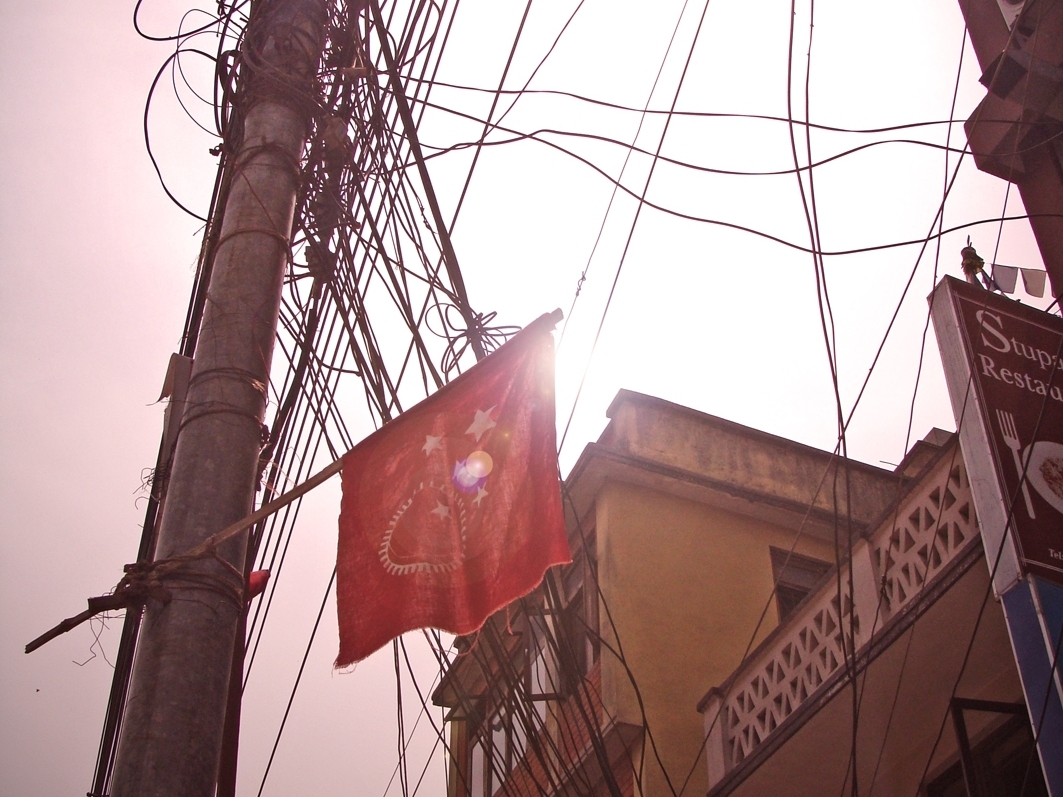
[{"x1": 932, "y1": 275, "x2": 1063, "y2": 589}]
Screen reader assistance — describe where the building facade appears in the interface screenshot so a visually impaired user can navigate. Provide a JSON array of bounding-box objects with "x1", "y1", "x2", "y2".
[{"x1": 433, "y1": 390, "x2": 1049, "y2": 797}]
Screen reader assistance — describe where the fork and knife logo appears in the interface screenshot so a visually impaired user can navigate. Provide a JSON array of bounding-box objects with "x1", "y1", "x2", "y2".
[{"x1": 996, "y1": 409, "x2": 1037, "y2": 519}]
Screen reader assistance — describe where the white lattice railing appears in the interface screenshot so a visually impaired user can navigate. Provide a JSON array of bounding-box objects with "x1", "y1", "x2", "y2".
[
  {"x1": 702, "y1": 454, "x2": 979, "y2": 785},
  {"x1": 873, "y1": 461, "x2": 976, "y2": 617}
]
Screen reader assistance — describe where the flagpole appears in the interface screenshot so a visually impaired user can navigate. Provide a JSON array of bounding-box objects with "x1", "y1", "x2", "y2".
[{"x1": 185, "y1": 457, "x2": 345, "y2": 558}]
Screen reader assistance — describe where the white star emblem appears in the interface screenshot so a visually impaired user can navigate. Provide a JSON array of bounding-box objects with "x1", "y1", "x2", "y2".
[
  {"x1": 422, "y1": 435, "x2": 443, "y2": 456},
  {"x1": 466, "y1": 406, "x2": 497, "y2": 442},
  {"x1": 430, "y1": 501, "x2": 451, "y2": 520},
  {"x1": 473, "y1": 487, "x2": 488, "y2": 507}
]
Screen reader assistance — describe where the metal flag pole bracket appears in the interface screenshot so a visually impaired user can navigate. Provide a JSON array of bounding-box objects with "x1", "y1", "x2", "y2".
[
  {"x1": 24, "y1": 456, "x2": 345, "y2": 656},
  {"x1": 26, "y1": 593, "x2": 155, "y2": 655}
]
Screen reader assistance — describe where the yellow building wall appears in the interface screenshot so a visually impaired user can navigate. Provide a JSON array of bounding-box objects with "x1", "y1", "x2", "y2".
[{"x1": 595, "y1": 480, "x2": 837, "y2": 797}]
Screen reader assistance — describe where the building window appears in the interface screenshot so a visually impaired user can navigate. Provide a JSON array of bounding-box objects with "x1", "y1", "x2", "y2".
[
  {"x1": 562, "y1": 529, "x2": 599, "y2": 675},
  {"x1": 470, "y1": 736, "x2": 486, "y2": 797},
  {"x1": 528, "y1": 610, "x2": 564, "y2": 702},
  {"x1": 460, "y1": 528, "x2": 605, "y2": 797},
  {"x1": 926, "y1": 712, "x2": 1048, "y2": 797},
  {"x1": 769, "y1": 547, "x2": 831, "y2": 622},
  {"x1": 468, "y1": 700, "x2": 519, "y2": 797}
]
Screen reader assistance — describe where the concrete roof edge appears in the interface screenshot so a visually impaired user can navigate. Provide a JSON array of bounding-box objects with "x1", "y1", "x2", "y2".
[
  {"x1": 604, "y1": 389, "x2": 894, "y2": 478},
  {"x1": 563, "y1": 442, "x2": 865, "y2": 537}
]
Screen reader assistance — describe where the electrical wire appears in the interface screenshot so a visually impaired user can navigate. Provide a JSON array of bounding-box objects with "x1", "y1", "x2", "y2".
[
  {"x1": 404, "y1": 75, "x2": 1005, "y2": 135},
  {"x1": 255, "y1": 568, "x2": 336, "y2": 797},
  {"x1": 780, "y1": 2, "x2": 863, "y2": 793},
  {"x1": 861, "y1": 16, "x2": 972, "y2": 796},
  {"x1": 557, "y1": 0, "x2": 716, "y2": 456},
  {"x1": 418, "y1": 124, "x2": 974, "y2": 177}
]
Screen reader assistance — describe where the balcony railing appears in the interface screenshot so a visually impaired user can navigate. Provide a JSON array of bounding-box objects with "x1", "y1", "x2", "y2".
[{"x1": 701, "y1": 448, "x2": 979, "y2": 787}]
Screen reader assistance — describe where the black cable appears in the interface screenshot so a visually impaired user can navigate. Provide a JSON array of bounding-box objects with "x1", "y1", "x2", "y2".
[
  {"x1": 130, "y1": 10, "x2": 502, "y2": 797},
  {"x1": 861, "y1": 17, "x2": 971, "y2": 795},
  {"x1": 554, "y1": 0, "x2": 702, "y2": 351},
  {"x1": 782, "y1": 3, "x2": 859, "y2": 792},
  {"x1": 404, "y1": 75, "x2": 991, "y2": 135},
  {"x1": 133, "y1": 0, "x2": 231, "y2": 42},
  {"x1": 124, "y1": 3, "x2": 1063, "y2": 797},
  {"x1": 394, "y1": 640, "x2": 411, "y2": 797},
  {"x1": 255, "y1": 568, "x2": 336, "y2": 797},
  {"x1": 557, "y1": 0, "x2": 713, "y2": 456},
  {"x1": 444, "y1": 0, "x2": 535, "y2": 236},
  {"x1": 143, "y1": 48, "x2": 216, "y2": 220},
  {"x1": 391, "y1": 97, "x2": 1063, "y2": 256},
  {"x1": 415, "y1": 109, "x2": 973, "y2": 177}
]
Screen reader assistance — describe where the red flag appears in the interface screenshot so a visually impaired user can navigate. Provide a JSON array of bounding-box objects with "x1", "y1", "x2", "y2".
[{"x1": 335, "y1": 313, "x2": 570, "y2": 665}]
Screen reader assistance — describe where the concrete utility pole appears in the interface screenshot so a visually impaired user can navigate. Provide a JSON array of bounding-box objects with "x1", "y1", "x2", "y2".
[{"x1": 109, "y1": 2, "x2": 327, "y2": 795}]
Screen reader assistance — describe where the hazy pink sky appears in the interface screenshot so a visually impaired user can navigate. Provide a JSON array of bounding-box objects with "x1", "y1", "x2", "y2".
[{"x1": 0, "y1": 1, "x2": 1051, "y2": 795}]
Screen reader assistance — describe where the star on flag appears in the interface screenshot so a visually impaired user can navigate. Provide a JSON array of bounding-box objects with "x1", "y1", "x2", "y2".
[
  {"x1": 422, "y1": 435, "x2": 442, "y2": 455},
  {"x1": 466, "y1": 406, "x2": 496, "y2": 441}
]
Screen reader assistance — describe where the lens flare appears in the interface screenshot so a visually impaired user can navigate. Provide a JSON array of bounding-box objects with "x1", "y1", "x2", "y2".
[{"x1": 465, "y1": 450, "x2": 493, "y2": 478}]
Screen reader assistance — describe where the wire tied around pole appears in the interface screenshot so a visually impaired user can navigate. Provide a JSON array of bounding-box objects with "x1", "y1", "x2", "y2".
[
  {"x1": 25, "y1": 454, "x2": 347, "y2": 655},
  {"x1": 24, "y1": 543, "x2": 249, "y2": 655}
]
